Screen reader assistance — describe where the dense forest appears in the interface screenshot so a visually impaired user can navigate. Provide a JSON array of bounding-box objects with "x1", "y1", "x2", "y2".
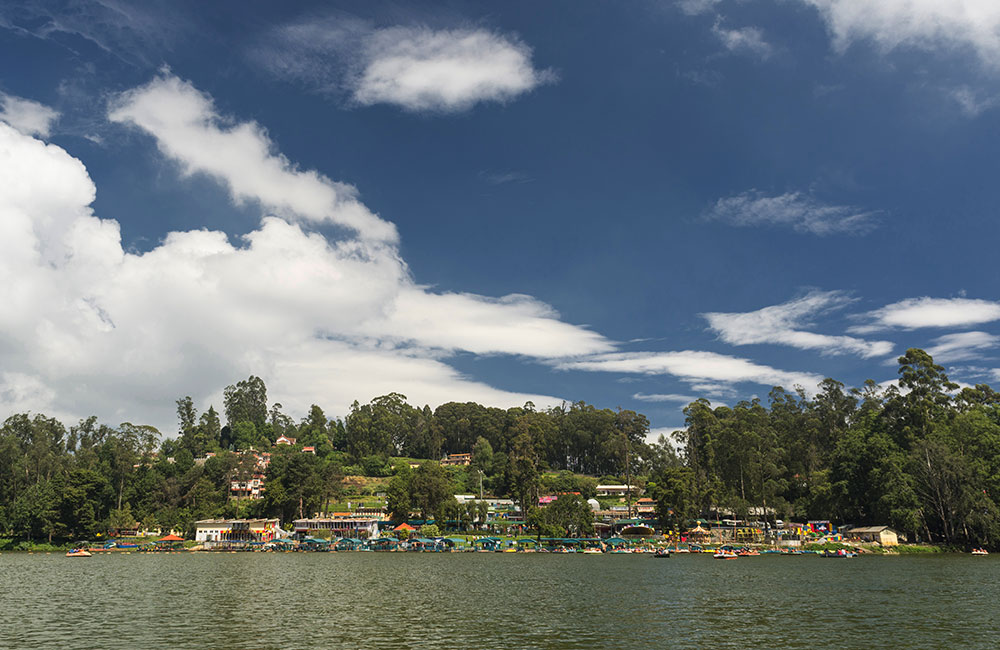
[{"x1": 2, "y1": 348, "x2": 999, "y2": 548}]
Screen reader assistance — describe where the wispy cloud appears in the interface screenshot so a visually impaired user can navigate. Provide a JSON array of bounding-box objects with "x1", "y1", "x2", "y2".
[
  {"x1": 925, "y1": 331, "x2": 999, "y2": 363},
  {"x1": 703, "y1": 290, "x2": 893, "y2": 358},
  {"x1": 253, "y1": 20, "x2": 554, "y2": 113},
  {"x1": 0, "y1": 0, "x2": 189, "y2": 66},
  {"x1": 632, "y1": 393, "x2": 698, "y2": 403},
  {"x1": 558, "y1": 350, "x2": 823, "y2": 393},
  {"x1": 677, "y1": 0, "x2": 722, "y2": 16},
  {"x1": 705, "y1": 190, "x2": 879, "y2": 235},
  {"x1": 479, "y1": 170, "x2": 532, "y2": 185},
  {"x1": 851, "y1": 297, "x2": 1000, "y2": 333},
  {"x1": 951, "y1": 86, "x2": 1000, "y2": 117},
  {"x1": 712, "y1": 23, "x2": 773, "y2": 60},
  {"x1": 0, "y1": 93, "x2": 59, "y2": 137}
]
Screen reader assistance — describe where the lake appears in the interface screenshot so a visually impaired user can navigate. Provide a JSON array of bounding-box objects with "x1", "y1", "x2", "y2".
[{"x1": 1, "y1": 552, "x2": 997, "y2": 649}]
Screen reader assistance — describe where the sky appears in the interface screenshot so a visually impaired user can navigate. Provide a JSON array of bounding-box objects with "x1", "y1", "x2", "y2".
[{"x1": 3, "y1": 0, "x2": 1000, "y2": 441}]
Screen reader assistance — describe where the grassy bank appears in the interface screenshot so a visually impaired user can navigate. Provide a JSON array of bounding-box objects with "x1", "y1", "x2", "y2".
[{"x1": 0, "y1": 538, "x2": 74, "y2": 552}]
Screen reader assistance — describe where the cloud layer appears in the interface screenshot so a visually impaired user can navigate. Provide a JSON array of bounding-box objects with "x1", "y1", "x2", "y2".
[
  {"x1": 703, "y1": 291, "x2": 893, "y2": 358},
  {"x1": 705, "y1": 190, "x2": 878, "y2": 235},
  {"x1": 852, "y1": 297, "x2": 1000, "y2": 332},
  {"x1": 925, "y1": 331, "x2": 999, "y2": 363},
  {"x1": 0, "y1": 76, "x2": 613, "y2": 434},
  {"x1": 559, "y1": 350, "x2": 823, "y2": 394}
]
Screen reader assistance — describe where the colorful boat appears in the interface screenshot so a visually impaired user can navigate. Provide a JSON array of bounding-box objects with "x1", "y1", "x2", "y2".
[
  {"x1": 972, "y1": 548, "x2": 989, "y2": 556},
  {"x1": 66, "y1": 548, "x2": 92, "y2": 557}
]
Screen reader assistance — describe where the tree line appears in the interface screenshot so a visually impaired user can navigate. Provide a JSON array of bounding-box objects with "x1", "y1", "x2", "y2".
[
  {"x1": 3, "y1": 348, "x2": 998, "y2": 547},
  {"x1": 652, "y1": 349, "x2": 1000, "y2": 548},
  {"x1": 0, "y1": 375, "x2": 650, "y2": 542}
]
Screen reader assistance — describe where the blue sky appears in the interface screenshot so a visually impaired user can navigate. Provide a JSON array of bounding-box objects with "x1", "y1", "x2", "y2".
[{"x1": 3, "y1": 0, "x2": 1000, "y2": 439}]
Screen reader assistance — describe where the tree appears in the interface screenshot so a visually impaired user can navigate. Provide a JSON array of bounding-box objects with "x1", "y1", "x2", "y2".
[
  {"x1": 541, "y1": 494, "x2": 594, "y2": 537},
  {"x1": 506, "y1": 428, "x2": 540, "y2": 516},
  {"x1": 410, "y1": 462, "x2": 453, "y2": 522},
  {"x1": 223, "y1": 376, "x2": 268, "y2": 432},
  {"x1": 386, "y1": 465, "x2": 413, "y2": 523}
]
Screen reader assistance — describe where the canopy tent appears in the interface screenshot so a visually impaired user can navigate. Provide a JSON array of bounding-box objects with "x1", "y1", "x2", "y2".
[
  {"x1": 393, "y1": 523, "x2": 416, "y2": 532},
  {"x1": 157, "y1": 534, "x2": 185, "y2": 542},
  {"x1": 620, "y1": 524, "x2": 656, "y2": 536}
]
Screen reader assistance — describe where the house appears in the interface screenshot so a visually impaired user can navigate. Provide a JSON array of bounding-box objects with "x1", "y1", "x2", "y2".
[
  {"x1": 302, "y1": 446, "x2": 316, "y2": 454},
  {"x1": 275, "y1": 434, "x2": 297, "y2": 446},
  {"x1": 441, "y1": 453, "x2": 472, "y2": 467},
  {"x1": 634, "y1": 497, "x2": 657, "y2": 514},
  {"x1": 845, "y1": 526, "x2": 900, "y2": 546},
  {"x1": 228, "y1": 449, "x2": 271, "y2": 500},
  {"x1": 195, "y1": 518, "x2": 280, "y2": 543}
]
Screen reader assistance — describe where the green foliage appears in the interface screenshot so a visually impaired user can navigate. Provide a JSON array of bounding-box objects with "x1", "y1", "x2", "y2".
[{"x1": 5, "y1": 352, "x2": 1000, "y2": 549}]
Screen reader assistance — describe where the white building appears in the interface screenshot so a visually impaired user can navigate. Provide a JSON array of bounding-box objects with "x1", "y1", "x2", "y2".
[
  {"x1": 194, "y1": 518, "x2": 280, "y2": 543},
  {"x1": 596, "y1": 485, "x2": 642, "y2": 497}
]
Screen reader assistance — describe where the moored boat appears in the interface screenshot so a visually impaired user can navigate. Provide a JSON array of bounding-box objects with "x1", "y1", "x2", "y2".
[
  {"x1": 66, "y1": 548, "x2": 92, "y2": 557},
  {"x1": 654, "y1": 548, "x2": 671, "y2": 558},
  {"x1": 972, "y1": 548, "x2": 989, "y2": 556}
]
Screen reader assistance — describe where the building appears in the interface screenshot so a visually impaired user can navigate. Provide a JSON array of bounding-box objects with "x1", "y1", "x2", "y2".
[
  {"x1": 293, "y1": 517, "x2": 381, "y2": 539},
  {"x1": 596, "y1": 485, "x2": 642, "y2": 497},
  {"x1": 634, "y1": 497, "x2": 656, "y2": 514},
  {"x1": 194, "y1": 518, "x2": 280, "y2": 543},
  {"x1": 276, "y1": 434, "x2": 297, "y2": 445},
  {"x1": 845, "y1": 526, "x2": 900, "y2": 546},
  {"x1": 230, "y1": 476, "x2": 265, "y2": 499},
  {"x1": 229, "y1": 449, "x2": 271, "y2": 501},
  {"x1": 441, "y1": 453, "x2": 472, "y2": 467}
]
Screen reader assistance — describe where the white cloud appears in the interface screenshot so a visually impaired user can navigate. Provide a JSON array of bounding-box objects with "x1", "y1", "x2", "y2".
[
  {"x1": 353, "y1": 27, "x2": 553, "y2": 112},
  {"x1": 677, "y1": 0, "x2": 722, "y2": 15},
  {"x1": 0, "y1": 93, "x2": 59, "y2": 137},
  {"x1": 358, "y1": 291, "x2": 613, "y2": 358},
  {"x1": 852, "y1": 297, "x2": 1000, "y2": 332},
  {"x1": 0, "y1": 76, "x2": 615, "y2": 434},
  {"x1": 951, "y1": 86, "x2": 1000, "y2": 116},
  {"x1": 925, "y1": 331, "x2": 999, "y2": 363},
  {"x1": 800, "y1": 0, "x2": 1000, "y2": 69},
  {"x1": 646, "y1": 426, "x2": 686, "y2": 447},
  {"x1": 108, "y1": 74, "x2": 398, "y2": 243},
  {"x1": 253, "y1": 21, "x2": 552, "y2": 113},
  {"x1": 558, "y1": 350, "x2": 823, "y2": 393},
  {"x1": 712, "y1": 23, "x2": 773, "y2": 59},
  {"x1": 703, "y1": 290, "x2": 893, "y2": 358},
  {"x1": 632, "y1": 393, "x2": 698, "y2": 403},
  {"x1": 705, "y1": 190, "x2": 879, "y2": 235}
]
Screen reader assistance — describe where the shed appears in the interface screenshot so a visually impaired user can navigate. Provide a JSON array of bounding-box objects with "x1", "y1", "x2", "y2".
[{"x1": 846, "y1": 526, "x2": 899, "y2": 546}]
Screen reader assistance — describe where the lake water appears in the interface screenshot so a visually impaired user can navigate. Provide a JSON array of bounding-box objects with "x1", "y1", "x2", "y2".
[{"x1": 1, "y1": 552, "x2": 997, "y2": 649}]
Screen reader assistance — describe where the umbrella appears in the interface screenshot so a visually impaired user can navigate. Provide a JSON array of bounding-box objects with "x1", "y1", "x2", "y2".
[{"x1": 158, "y1": 534, "x2": 185, "y2": 542}]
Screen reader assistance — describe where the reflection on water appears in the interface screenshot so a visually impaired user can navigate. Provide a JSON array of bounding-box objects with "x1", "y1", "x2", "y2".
[{"x1": 1, "y1": 553, "x2": 997, "y2": 649}]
